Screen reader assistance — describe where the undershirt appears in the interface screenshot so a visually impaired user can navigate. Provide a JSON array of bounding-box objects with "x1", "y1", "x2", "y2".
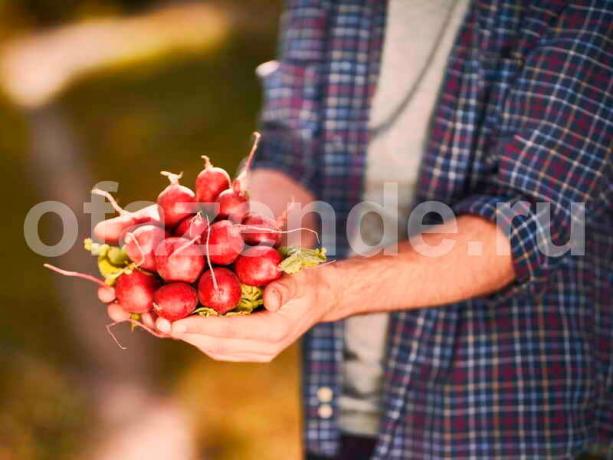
[{"x1": 339, "y1": 0, "x2": 469, "y2": 437}]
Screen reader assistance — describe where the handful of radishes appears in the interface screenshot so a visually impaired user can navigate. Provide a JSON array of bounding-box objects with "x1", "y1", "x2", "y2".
[{"x1": 45, "y1": 133, "x2": 326, "y2": 340}]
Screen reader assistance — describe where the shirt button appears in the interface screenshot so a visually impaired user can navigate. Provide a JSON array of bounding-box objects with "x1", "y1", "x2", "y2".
[
  {"x1": 318, "y1": 404, "x2": 333, "y2": 419},
  {"x1": 317, "y1": 386, "x2": 333, "y2": 403}
]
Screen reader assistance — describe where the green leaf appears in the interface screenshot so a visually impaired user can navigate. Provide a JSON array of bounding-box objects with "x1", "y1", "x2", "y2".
[
  {"x1": 278, "y1": 247, "x2": 327, "y2": 274},
  {"x1": 84, "y1": 237, "x2": 132, "y2": 285},
  {"x1": 129, "y1": 313, "x2": 141, "y2": 331},
  {"x1": 236, "y1": 284, "x2": 264, "y2": 312},
  {"x1": 194, "y1": 307, "x2": 219, "y2": 317}
]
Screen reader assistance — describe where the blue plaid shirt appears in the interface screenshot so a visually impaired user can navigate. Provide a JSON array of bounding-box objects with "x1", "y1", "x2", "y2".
[{"x1": 254, "y1": 1, "x2": 612, "y2": 458}]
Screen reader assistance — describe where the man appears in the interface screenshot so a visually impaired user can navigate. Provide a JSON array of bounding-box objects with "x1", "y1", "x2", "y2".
[{"x1": 97, "y1": 0, "x2": 612, "y2": 458}]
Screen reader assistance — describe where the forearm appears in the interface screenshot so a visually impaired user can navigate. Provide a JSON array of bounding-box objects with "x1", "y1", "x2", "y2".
[{"x1": 323, "y1": 215, "x2": 516, "y2": 321}]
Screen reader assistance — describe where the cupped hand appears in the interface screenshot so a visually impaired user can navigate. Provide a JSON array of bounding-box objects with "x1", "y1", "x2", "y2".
[{"x1": 166, "y1": 265, "x2": 338, "y2": 362}]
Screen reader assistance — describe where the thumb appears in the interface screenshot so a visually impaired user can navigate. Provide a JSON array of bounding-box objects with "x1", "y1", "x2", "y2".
[{"x1": 263, "y1": 276, "x2": 297, "y2": 312}]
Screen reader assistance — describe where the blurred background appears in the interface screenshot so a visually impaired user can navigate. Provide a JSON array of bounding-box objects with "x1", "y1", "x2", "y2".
[{"x1": 0, "y1": 1, "x2": 302, "y2": 459}]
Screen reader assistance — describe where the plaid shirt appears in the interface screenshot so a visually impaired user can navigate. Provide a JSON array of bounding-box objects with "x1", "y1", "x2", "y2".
[{"x1": 255, "y1": 1, "x2": 612, "y2": 458}]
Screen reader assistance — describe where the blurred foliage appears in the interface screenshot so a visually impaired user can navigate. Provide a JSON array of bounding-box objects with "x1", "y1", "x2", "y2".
[{"x1": 0, "y1": 1, "x2": 303, "y2": 459}]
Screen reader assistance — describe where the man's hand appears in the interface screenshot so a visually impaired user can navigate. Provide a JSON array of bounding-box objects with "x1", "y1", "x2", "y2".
[{"x1": 164, "y1": 265, "x2": 338, "y2": 362}]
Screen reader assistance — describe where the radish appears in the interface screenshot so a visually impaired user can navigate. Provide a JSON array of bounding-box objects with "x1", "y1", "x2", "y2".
[
  {"x1": 216, "y1": 188, "x2": 250, "y2": 223},
  {"x1": 197, "y1": 268, "x2": 241, "y2": 314},
  {"x1": 216, "y1": 132, "x2": 261, "y2": 222},
  {"x1": 123, "y1": 224, "x2": 168, "y2": 271},
  {"x1": 114, "y1": 269, "x2": 160, "y2": 314},
  {"x1": 157, "y1": 171, "x2": 196, "y2": 228},
  {"x1": 241, "y1": 213, "x2": 282, "y2": 247},
  {"x1": 195, "y1": 156, "x2": 231, "y2": 203},
  {"x1": 174, "y1": 212, "x2": 209, "y2": 242},
  {"x1": 234, "y1": 246, "x2": 282, "y2": 286},
  {"x1": 154, "y1": 237, "x2": 204, "y2": 283},
  {"x1": 207, "y1": 220, "x2": 244, "y2": 265},
  {"x1": 44, "y1": 263, "x2": 117, "y2": 303},
  {"x1": 153, "y1": 282, "x2": 198, "y2": 321}
]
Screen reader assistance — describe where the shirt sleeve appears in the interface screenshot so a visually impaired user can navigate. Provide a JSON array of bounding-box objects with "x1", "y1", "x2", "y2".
[
  {"x1": 452, "y1": 3, "x2": 612, "y2": 287},
  {"x1": 253, "y1": 0, "x2": 330, "y2": 197}
]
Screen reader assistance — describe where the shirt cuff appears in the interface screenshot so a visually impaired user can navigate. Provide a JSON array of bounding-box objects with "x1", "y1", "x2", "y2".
[{"x1": 452, "y1": 194, "x2": 553, "y2": 296}]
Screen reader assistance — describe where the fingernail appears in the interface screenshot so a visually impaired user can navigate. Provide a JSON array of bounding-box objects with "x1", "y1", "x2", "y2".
[{"x1": 156, "y1": 317, "x2": 171, "y2": 333}]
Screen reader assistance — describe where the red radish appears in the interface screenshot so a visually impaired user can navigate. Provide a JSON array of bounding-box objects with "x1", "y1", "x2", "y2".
[
  {"x1": 195, "y1": 155, "x2": 231, "y2": 203},
  {"x1": 123, "y1": 224, "x2": 168, "y2": 271},
  {"x1": 92, "y1": 190, "x2": 160, "y2": 245},
  {"x1": 234, "y1": 246, "x2": 282, "y2": 286},
  {"x1": 115, "y1": 270, "x2": 160, "y2": 314},
  {"x1": 44, "y1": 264, "x2": 116, "y2": 303},
  {"x1": 241, "y1": 213, "x2": 282, "y2": 247},
  {"x1": 154, "y1": 237, "x2": 204, "y2": 283},
  {"x1": 153, "y1": 282, "x2": 198, "y2": 321},
  {"x1": 207, "y1": 220, "x2": 244, "y2": 265},
  {"x1": 197, "y1": 268, "x2": 241, "y2": 314},
  {"x1": 157, "y1": 171, "x2": 196, "y2": 228},
  {"x1": 216, "y1": 132, "x2": 261, "y2": 222},
  {"x1": 216, "y1": 188, "x2": 249, "y2": 223},
  {"x1": 174, "y1": 213, "x2": 209, "y2": 242}
]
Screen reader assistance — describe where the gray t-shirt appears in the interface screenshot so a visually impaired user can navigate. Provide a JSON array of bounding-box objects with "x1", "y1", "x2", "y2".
[{"x1": 339, "y1": 0, "x2": 469, "y2": 437}]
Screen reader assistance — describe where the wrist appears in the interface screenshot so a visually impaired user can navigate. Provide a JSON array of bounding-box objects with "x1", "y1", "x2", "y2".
[{"x1": 316, "y1": 262, "x2": 348, "y2": 322}]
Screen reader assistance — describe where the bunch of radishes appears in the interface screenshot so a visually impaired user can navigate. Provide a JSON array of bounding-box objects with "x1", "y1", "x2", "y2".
[{"x1": 45, "y1": 133, "x2": 326, "y2": 339}]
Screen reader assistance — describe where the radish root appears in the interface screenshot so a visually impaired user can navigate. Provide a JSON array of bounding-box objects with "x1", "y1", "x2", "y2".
[
  {"x1": 237, "y1": 225, "x2": 320, "y2": 244},
  {"x1": 235, "y1": 132, "x2": 261, "y2": 190},
  {"x1": 124, "y1": 232, "x2": 146, "y2": 267},
  {"x1": 160, "y1": 171, "x2": 183, "y2": 185},
  {"x1": 106, "y1": 317, "x2": 168, "y2": 350},
  {"x1": 204, "y1": 216, "x2": 219, "y2": 291},
  {"x1": 44, "y1": 263, "x2": 107, "y2": 287},
  {"x1": 91, "y1": 188, "x2": 126, "y2": 215}
]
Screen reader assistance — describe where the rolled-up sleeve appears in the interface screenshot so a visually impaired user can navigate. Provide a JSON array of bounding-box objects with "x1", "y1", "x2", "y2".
[
  {"x1": 254, "y1": 1, "x2": 330, "y2": 196},
  {"x1": 452, "y1": 4, "x2": 612, "y2": 287}
]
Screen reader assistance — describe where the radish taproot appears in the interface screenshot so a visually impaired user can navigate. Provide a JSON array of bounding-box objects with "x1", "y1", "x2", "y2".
[
  {"x1": 197, "y1": 268, "x2": 241, "y2": 314},
  {"x1": 43, "y1": 263, "x2": 117, "y2": 303},
  {"x1": 115, "y1": 270, "x2": 160, "y2": 314},
  {"x1": 154, "y1": 237, "x2": 205, "y2": 283},
  {"x1": 123, "y1": 224, "x2": 168, "y2": 271},
  {"x1": 207, "y1": 220, "x2": 244, "y2": 265},
  {"x1": 153, "y1": 282, "x2": 198, "y2": 321},
  {"x1": 195, "y1": 156, "x2": 231, "y2": 203},
  {"x1": 157, "y1": 171, "x2": 196, "y2": 228},
  {"x1": 234, "y1": 246, "x2": 282, "y2": 286},
  {"x1": 216, "y1": 132, "x2": 261, "y2": 222}
]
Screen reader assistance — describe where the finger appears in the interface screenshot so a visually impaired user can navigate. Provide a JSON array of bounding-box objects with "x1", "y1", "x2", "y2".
[
  {"x1": 171, "y1": 312, "x2": 286, "y2": 342},
  {"x1": 156, "y1": 317, "x2": 172, "y2": 334},
  {"x1": 141, "y1": 311, "x2": 157, "y2": 329},
  {"x1": 97, "y1": 285, "x2": 116, "y2": 303},
  {"x1": 178, "y1": 333, "x2": 278, "y2": 361},
  {"x1": 263, "y1": 275, "x2": 299, "y2": 312},
  {"x1": 93, "y1": 204, "x2": 160, "y2": 244},
  {"x1": 107, "y1": 302, "x2": 130, "y2": 322}
]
